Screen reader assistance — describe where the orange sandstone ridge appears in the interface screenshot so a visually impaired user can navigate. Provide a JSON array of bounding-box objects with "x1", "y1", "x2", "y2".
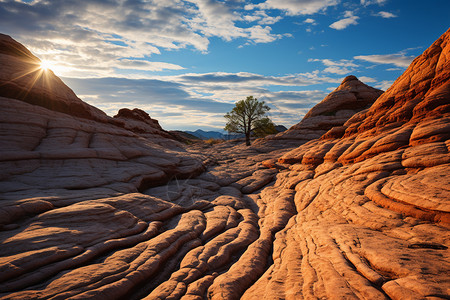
[
  {"x1": 0, "y1": 28, "x2": 449, "y2": 300},
  {"x1": 274, "y1": 74, "x2": 383, "y2": 141}
]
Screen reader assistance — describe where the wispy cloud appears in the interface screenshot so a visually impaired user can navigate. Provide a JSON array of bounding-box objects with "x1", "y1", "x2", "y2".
[
  {"x1": 61, "y1": 71, "x2": 338, "y2": 130},
  {"x1": 245, "y1": 25, "x2": 284, "y2": 44},
  {"x1": 358, "y1": 76, "x2": 377, "y2": 83},
  {"x1": 375, "y1": 80, "x2": 394, "y2": 91},
  {"x1": 354, "y1": 53, "x2": 415, "y2": 68},
  {"x1": 243, "y1": 10, "x2": 283, "y2": 25},
  {"x1": 374, "y1": 11, "x2": 397, "y2": 18},
  {"x1": 177, "y1": 71, "x2": 340, "y2": 87},
  {"x1": 187, "y1": 0, "x2": 245, "y2": 41},
  {"x1": 361, "y1": 0, "x2": 387, "y2": 6},
  {"x1": 245, "y1": 0, "x2": 339, "y2": 16},
  {"x1": 0, "y1": 0, "x2": 425, "y2": 131},
  {"x1": 116, "y1": 59, "x2": 185, "y2": 72},
  {"x1": 329, "y1": 11, "x2": 359, "y2": 30},
  {"x1": 308, "y1": 58, "x2": 359, "y2": 75},
  {"x1": 261, "y1": 90, "x2": 326, "y2": 125},
  {"x1": 173, "y1": 71, "x2": 340, "y2": 106},
  {"x1": 0, "y1": 0, "x2": 285, "y2": 78}
]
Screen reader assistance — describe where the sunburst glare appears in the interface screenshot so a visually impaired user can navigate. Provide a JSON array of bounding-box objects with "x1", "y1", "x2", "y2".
[{"x1": 40, "y1": 59, "x2": 53, "y2": 71}]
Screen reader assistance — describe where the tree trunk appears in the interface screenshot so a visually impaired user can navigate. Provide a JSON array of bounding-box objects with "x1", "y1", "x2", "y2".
[{"x1": 245, "y1": 118, "x2": 252, "y2": 146}]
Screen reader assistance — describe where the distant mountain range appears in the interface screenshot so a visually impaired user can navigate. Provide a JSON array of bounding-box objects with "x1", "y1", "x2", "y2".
[
  {"x1": 185, "y1": 125, "x2": 288, "y2": 140},
  {"x1": 274, "y1": 125, "x2": 288, "y2": 132},
  {"x1": 185, "y1": 129, "x2": 226, "y2": 140}
]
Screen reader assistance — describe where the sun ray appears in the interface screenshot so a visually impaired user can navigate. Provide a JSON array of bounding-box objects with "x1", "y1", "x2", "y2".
[
  {"x1": 40, "y1": 60, "x2": 53, "y2": 71},
  {"x1": 0, "y1": 58, "x2": 56, "y2": 103}
]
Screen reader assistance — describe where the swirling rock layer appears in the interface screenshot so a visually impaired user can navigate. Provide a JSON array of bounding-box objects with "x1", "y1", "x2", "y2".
[
  {"x1": 1, "y1": 28, "x2": 449, "y2": 300},
  {"x1": 263, "y1": 74, "x2": 384, "y2": 144}
]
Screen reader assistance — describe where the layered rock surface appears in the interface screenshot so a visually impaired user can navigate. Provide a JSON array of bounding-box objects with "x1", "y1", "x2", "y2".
[
  {"x1": 247, "y1": 28, "x2": 450, "y2": 299},
  {"x1": 263, "y1": 75, "x2": 383, "y2": 144},
  {"x1": 0, "y1": 34, "x2": 205, "y2": 226},
  {"x1": 1, "y1": 28, "x2": 449, "y2": 300},
  {"x1": 0, "y1": 34, "x2": 108, "y2": 122}
]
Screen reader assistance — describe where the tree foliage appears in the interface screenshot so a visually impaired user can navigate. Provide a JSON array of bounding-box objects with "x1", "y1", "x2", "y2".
[
  {"x1": 224, "y1": 96, "x2": 276, "y2": 145},
  {"x1": 252, "y1": 117, "x2": 277, "y2": 138}
]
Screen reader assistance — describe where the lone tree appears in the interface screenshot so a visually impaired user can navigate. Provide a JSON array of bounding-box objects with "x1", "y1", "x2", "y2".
[{"x1": 224, "y1": 96, "x2": 276, "y2": 146}]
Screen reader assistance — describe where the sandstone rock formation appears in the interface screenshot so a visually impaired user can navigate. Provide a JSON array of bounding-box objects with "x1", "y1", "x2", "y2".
[
  {"x1": 264, "y1": 75, "x2": 383, "y2": 144},
  {"x1": 1, "y1": 27, "x2": 449, "y2": 300},
  {"x1": 247, "y1": 28, "x2": 450, "y2": 299},
  {"x1": 0, "y1": 34, "x2": 205, "y2": 225},
  {"x1": 0, "y1": 34, "x2": 108, "y2": 122},
  {"x1": 113, "y1": 108, "x2": 185, "y2": 148}
]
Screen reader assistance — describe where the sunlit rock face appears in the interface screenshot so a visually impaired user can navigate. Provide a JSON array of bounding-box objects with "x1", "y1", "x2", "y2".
[
  {"x1": 247, "y1": 28, "x2": 450, "y2": 299},
  {"x1": 263, "y1": 75, "x2": 384, "y2": 144},
  {"x1": 0, "y1": 28, "x2": 449, "y2": 300}
]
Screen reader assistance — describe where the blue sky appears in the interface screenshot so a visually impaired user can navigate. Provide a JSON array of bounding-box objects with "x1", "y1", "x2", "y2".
[{"x1": 1, "y1": 0, "x2": 449, "y2": 131}]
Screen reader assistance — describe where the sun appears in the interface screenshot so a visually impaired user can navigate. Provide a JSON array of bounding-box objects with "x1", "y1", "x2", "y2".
[
  {"x1": 39, "y1": 60, "x2": 53, "y2": 71},
  {"x1": 37, "y1": 59, "x2": 70, "y2": 76}
]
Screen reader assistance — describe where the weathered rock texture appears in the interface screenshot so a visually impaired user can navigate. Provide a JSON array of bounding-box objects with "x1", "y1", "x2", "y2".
[
  {"x1": 248, "y1": 28, "x2": 450, "y2": 299},
  {"x1": 0, "y1": 33, "x2": 205, "y2": 224},
  {"x1": 1, "y1": 28, "x2": 449, "y2": 300},
  {"x1": 263, "y1": 75, "x2": 383, "y2": 144},
  {"x1": 0, "y1": 33, "x2": 108, "y2": 122},
  {"x1": 113, "y1": 108, "x2": 179, "y2": 143}
]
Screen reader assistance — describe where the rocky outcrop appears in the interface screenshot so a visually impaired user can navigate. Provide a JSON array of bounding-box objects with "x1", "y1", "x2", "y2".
[
  {"x1": 343, "y1": 33, "x2": 450, "y2": 138},
  {"x1": 112, "y1": 108, "x2": 184, "y2": 147},
  {"x1": 265, "y1": 75, "x2": 383, "y2": 143},
  {"x1": 0, "y1": 33, "x2": 109, "y2": 122},
  {"x1": 1, "y1": 28, "x2": 449, "y2": 300},
  {"x1": 242, "y1": 28, "x2": 450, "y2": 299},
  {"x1": 114, "y1": 108, "x2": 164, "y2": 131},
  {"x1": 0, "y1": 35, "x2": 205, "y2": 227}
]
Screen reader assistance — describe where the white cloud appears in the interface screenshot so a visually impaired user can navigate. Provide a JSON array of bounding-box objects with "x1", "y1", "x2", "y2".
[
  {"x1": 304, "y1": 17, "x2": 317, "y2": 31},
  {"x1": 358, "y1": 76, "x2": 377, "y2": 83},
  {"x1": 361, "y1": 0, "x2": 387, "y2": 6},
  {"x1": 309, "y1": 58, "x2": 358, "y2": 67},
  {"x1": 1, "y1": 0, "x2": 407, "y2": 131},
  {"x1": 176, "y1": 71, "x2": 341, "y2": 90},
  {"x1": 329, "y1": 11, "x2": 359, "y2": 30},
  {"x1": 243, "y1": 14, "x2": 260, "y2": 22},
  {"x1": 245, "y1": 25, "x2": 283, "y2": 44},
  {"x1": 260, "y1": 90, "x2": 327, "y2": 124},
  {"x1": 62, "y1": 71, "x2": 341, "y2": 130},
  {"x1": 246, "y1": 0, "x2": 339, "y2": 16},
  {"x1": 244, "y1": 10, "x2": 283, "y2": 25},
  {"x1": 308, "y1": 58, "x2": 359, "y2": 74},
  {"x1": 116, "y1": 59, "x2": 185, "y2": 72},
  {"x1": 375, "y1": 80, "x2": 394, "y2": 91},
  {"x1": 375, "y1": 11, "x2": 397, "y2": 18},
  {"x1": 0, "y1": 0, "x2": 286, "y2": 78},
  {"x1": 354, "y1": 53, "x2": 415, "y2": 68},
  {"x1": 322, "y1": 66, "x2": 353, "y2": 74},
  {"x1": 186, "y1": 0, "x2": 245, "y2": 41}
]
